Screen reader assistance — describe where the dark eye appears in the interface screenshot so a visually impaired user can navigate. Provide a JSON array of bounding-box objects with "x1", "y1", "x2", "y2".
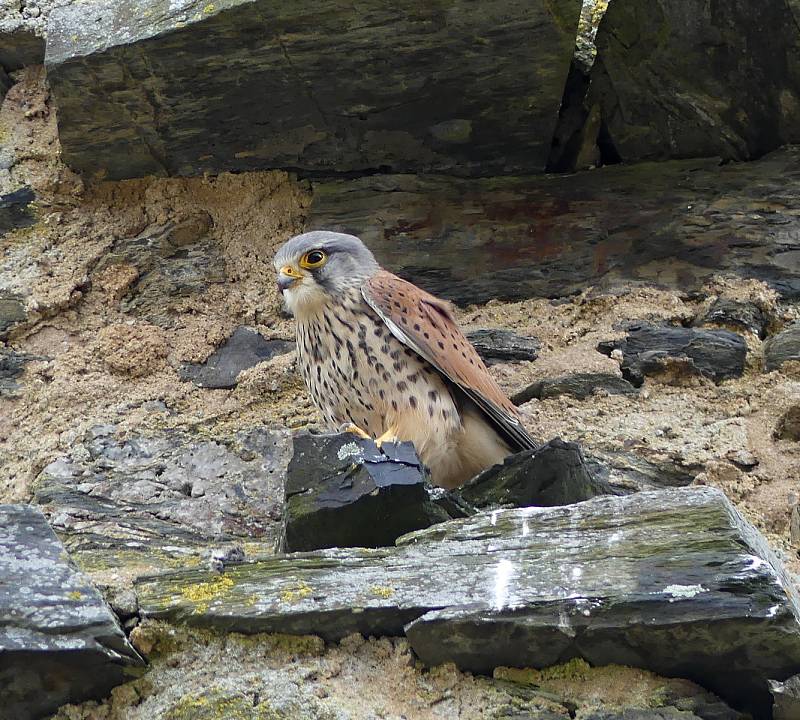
[{"x1": 300, "y1": 249, "x2": 327, "y2": 268}]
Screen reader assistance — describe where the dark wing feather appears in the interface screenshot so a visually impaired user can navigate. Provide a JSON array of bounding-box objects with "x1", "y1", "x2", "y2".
[{"x1": 362, "y1": 270, "x2": 537, "y2": 451}]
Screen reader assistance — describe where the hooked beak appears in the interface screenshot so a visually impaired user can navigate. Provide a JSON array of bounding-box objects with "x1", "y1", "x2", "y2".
[{"x1": 277, "y1": 265, "x2": 302, "y2": 292}]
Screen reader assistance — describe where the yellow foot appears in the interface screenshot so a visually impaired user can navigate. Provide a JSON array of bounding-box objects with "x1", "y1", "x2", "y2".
[
  {"x1": 375, "y1": 429, "x2": 400, "y2": 448},
  {"x1": 340, "y1": 423, "x2": 371, "y2": 440}
]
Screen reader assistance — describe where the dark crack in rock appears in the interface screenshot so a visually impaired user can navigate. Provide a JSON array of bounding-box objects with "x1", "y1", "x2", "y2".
[
  {"x1": 598, "y1": 324, "x2": 747, "y2": 386},
  {"x1": 765, "y1": 323, "x2": 800, "y2": 372},
  {"x1": 135, "y1": 487, "x2": 800, "y2": 718},
  {"x1": 33, "y1": 424, "x2": 291, "y2": 577},
  {"x1": 465, "y1": 329, "x2": 540, "y2": 363},
  {"x1": 46, "y1": 0, "x2": 581, "y2": 180},
  {"x1": 0, "y1": 186, "x2": 35, "y2": 236},
  {"x1": 512, "y1": 372, "x2": 637, "y2": 404},
  {"x1": 180, "y1": 327, "x2": 294, "y2": 389},
  {"x1": 456, "y1": 438, "x2": 621, "y2": 509},
  {"x1": 283, "y1": 432, "x2": 471, "y2": 552},
  {"x1": 0, "y1": 504, "x2": 143, "y2": 720},
  {"x1": 694, "y1": 298, "x2": 769, "y2": 339}
]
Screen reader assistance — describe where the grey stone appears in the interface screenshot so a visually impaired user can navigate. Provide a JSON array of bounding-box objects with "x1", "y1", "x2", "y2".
[
  {"x1": 512, "y1": 372, "x2": 637, "y2": 404},
  {"x1": 590, "y1": 0, "x2": 800, "y2": 164},
  {"x1": 33, "y1": 424, "x2": 291, "y2": 577},
  {"x1": 135, "y1": 487, "x2": 800, "y2": 717},
  {"x1": 694, "y1": 299, "x2": 769, "y2": 339},
  {"x1": 307, "y1": 147, "x2": 800, "y2": 305},
  {"x1": 456, "y1": 438, "x2": 621, "y2": 509},
  {"x1": 283, "y1": 432, "x2": 470, "y2": 552},
  {"x1": 583, "y1": 448, "x2": 696, "y2": 493},
  {"x1": 0, "y1": 504, "x2": 143, "y2": 720},
  {"x1": 770, "y1": 673, "x2": 800, "y2": 720},
  {"x1": 597, "y1": 324, "x2": 747, "y2": 385},
  {"x1": 179, "y1": 327, "x2": 294, "y2": 389},
  {"x1": 45, "y1": 0, "x2": 580, "y2": 180},
  {"x1": 0, "y1": 186, "x2": 35, "y2": 236},
  {"x1": 765, "y1": 323, "x2": 800, "y2": 371},
  {"x1": 0, "y1": 290, "x2": 27, "y2": 339},
  {"x1": 465, "y1": 329, "x2": 540, "y2": 364}
]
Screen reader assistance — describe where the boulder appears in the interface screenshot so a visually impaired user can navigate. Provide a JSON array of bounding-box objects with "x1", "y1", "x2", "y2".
[
  {"x1": 598, "y1": 324, "x2": 747, "y2": 385},
  {"x1": 45, "y1": 0, "x2": 580, "y2": 180},
  {"x1": 135, "y1": 487, "x2": 800, "y2": 717},
  {"x1": 465, "y1": 329, "x2": 540, "y2": 363},
  {"x1": 179, "y1": 327, "x2": 294, "y2": 389},
  {"x1": 283, "y1": 432, "x2": 471, "y2": 552},
  {"x1": 590, "y1": 0, "x2": 800, "y2": 163},
  {"x1": 307, "y1": 147, "x2": 800, "y2": 305},
  {"x1": 0, "y1": 504, "x2": 143, "y2": 720},
  {"x1": 765, "y1": 323, "x2": 800, "y2": 371},
  {"x1": 512, "y1": 372, "x2": 637, "y2": 404}
]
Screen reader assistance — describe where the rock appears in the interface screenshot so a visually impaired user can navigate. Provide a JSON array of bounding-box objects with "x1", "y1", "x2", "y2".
[
  {"x1": 0, "y1": 347, "x2": 43, "y2": 395},
  {"x1": 46, "y1": 0, "x2": 580, "y2": 180},
  {"x1": 0, "y1": 504, "x2": 143, "y2": 719},
  {"x1": 33, "y1": 424, "x2": 291, "y2": 579},
  {"x1": 775, "y1": 406, "x2": 800, "y2": 441},
  {"x1": 0, "y1": 290, "x2": 26, "y2": 339},
  {"x1": 457, "y1": 438, "x2": 621, "y2": 509},
  {"x1": 0, "y1": 186, "x2": 35, "y2": 236},
  {"x1": 694, "y1": 298, "x2": 769, "y2": 339},
  {"x1": 590, "y1": 0, "x2": 800, "y2": 164},
  {"x1": 584, "y1": 448, "x2": 696, "y2": 493},
  {"x1": 180, "y1": 327, "x2": 294, "y2": 389},
  {"x1": 465, "y1": 329, "x2": 540, "y2": 363},
  {"x1": 512, "y1": 372, "x2": 637, "y2": 404},
  {"x1": 770, "y1": 673, "x2": 800, "y2": 720},
  {"x1": 765, "y1": 323, "x2": 800, "y2": 371},
  {"x1": 283, "y1": 432, "x2": 471, "y2": 552},
  {"x1": 598, "y1": 324, "x2": 747, "y2": 385},
  {"x1": 0, "y1": 27, "x2": 44, "y2": 72},
  {"x1": 308, "y1": 147, "x2": 800, "y2": 304},
  {"x1": 135, "y1": 487, "x2": 800, "y2": 718}
]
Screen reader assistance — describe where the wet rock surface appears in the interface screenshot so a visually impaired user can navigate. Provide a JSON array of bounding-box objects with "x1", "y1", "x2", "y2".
[
  {"x1": 33, "y1": 424, "x2": 291, "y2": 578},
  {"x1": 308, "y1": 148, "x2": 800, "y2": 304},
  {"x1": 456, "y1": 438, "x2": 620, "y2": 509},
  {"x1": 283, "y1": 432, "x2": 470, "y2": 552},
  {"x1": 179, "y1": 327, "x2": 294, "y2": 389},
  {"x1": 465, "y1": 329, "x2": 541, "y2": 363},
  {"x1": 598, "y1": 324, "x2": 747, "y2": 385},
  {"x1": 45, "y1": 0, "x2": 580, "y2": 180},
  {"x1": 590, "y1": 0, "x2": 800, "y2": 163},
  {"x1": 512, "y1": 372, "x2": 637, "y2": 404},
  {"x1": 765, "y1": 323, "x2": 800, "y2": 371},
  {"x1": 0, "y1": 504, "x2": 143, "y2": 720},
  {"x1": 135, "y1": 487, "x2": 800, "y2": 716}
]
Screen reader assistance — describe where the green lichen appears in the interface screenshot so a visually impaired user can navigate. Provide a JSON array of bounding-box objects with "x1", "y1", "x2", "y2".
[
  {"x1": 181, "y1": 575, "x2": 234, "y2": 613},
  {"x1": 164, "y1": 690, "x2": 289, "y2": 720}
]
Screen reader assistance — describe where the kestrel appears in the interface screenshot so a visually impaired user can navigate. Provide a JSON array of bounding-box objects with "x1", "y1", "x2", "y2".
[{"x1": 274, "y1": 231, "x2": 537, "y2": 489}]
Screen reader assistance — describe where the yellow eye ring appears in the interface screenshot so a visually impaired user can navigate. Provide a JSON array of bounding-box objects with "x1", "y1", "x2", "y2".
[{"x1": 299, "y1": 249, "x2": 327, "y2": 269}]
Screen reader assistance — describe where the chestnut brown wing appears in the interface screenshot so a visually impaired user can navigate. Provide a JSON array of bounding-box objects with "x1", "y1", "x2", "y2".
[{"x1": 362, "y1": 270, "x2": 537, "y2": 451}]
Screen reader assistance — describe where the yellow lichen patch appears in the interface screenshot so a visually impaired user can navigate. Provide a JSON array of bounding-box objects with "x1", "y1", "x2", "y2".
[
  {"x1": 203, "y1": 3, "x2": 215, "y2": 13},
  {"x1": 279, "y1": 581, "x2": 312, "y2": 603},
  {"x1": 368, "y1": 585, "x2": 395, "y2": 598},
  {"x1": 180, "y1": 575, "x2": 234, "y2": 613},
  {"x1": 67, "y1": 590, "x2": 84, "y2": 600}
]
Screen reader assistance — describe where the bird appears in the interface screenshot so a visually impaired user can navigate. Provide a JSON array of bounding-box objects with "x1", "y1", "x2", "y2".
[{"x1": 274, "y1": 230, "x2": 537, "y2": 489}]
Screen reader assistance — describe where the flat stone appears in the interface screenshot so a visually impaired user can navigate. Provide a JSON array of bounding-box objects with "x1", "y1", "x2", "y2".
[
  {"x1": 590, "y1": 0, "x2": 800, "y2": 163},
  {"x1": 33, "y1": 424, "x2": 291, "y2": 578},
  {"x1": 583, "y1": 448, "x2": 696, "y2": 493},
  {"x1": 307, "y1": 147, "x2": 800, "y2": 305},
  {"x1": 135, "y1": 487, "x2": 800, "y2": 717},
  {"x1": 45, "y1": 0, "x2": 580, "y2": 180},
  {"x1": 765, "y1": 323, "x2": 800, "y2": 371},
  {"x1": 465, "y1": 329, "x2": 540, "y2": 363},
  {"x1": 770, "y1": 673, "x2": 800, "y2": 720},
  {"x1": 512, "y1": 372, "x2": 637, "y2": 404},
  {"x1": 694, "y1": 298, "x2": 769, "y2": 339},
  {"x1": 283, "y1": 432, "x2": 470, "y2": 552},
  {"x1": 0, "y1": 504, "x2": 143, "y2": 719},
  {"x1": 456, "y1": 438, "x2": 621, "y2": 509},
  {"x1": 597, "y1": 324, "x2": 747, "y2": 385},
  {"x1": 0, "y1": 186, "x2": 35, "y2": 236},
  {"x1": 179, "y1": 327, "x2": 294, "y2": 389}
]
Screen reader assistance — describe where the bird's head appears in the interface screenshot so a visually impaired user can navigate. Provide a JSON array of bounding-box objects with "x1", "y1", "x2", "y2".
[{"x1": 274, "y1": 230, "x2": 380, "y2": 316}]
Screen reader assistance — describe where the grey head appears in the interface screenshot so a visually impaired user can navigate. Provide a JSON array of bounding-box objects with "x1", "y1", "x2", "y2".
[{"x1": 274, "y1": 230, "x2": 381, "y2": 314}]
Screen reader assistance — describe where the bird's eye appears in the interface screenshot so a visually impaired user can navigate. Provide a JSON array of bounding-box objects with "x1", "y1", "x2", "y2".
[{"x1": 300, "y1": 250, "x2": 327, "y2": 268}]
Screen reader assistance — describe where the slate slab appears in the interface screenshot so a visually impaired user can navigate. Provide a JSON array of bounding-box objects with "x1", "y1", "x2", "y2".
[
  {"x1": 465, "y1": 329, "x2": 540, "y2": 364},
  {"x1": 765, "y1": 323, "x2": 800, "y2": 371},
  {"x1": 583, "y1": 448, "x2": 696, "y2": 493},
  {"x1": 135, "y1": 487, "x2": 800, "y2": 717},
  {"x1": 0, "y1": 504, "x2": 143, "y2": 720},
  {"x1": 283, "y1": 432, "x2": 470, "y2": 552},
  {"x1": 512, "y1": 373, "x2": 637, "y2": 404},
  {"x1": 0, "y1": 290, "x2": 27, "y2": 339},
  {"x1": 46, "y1": 0, "x2": 580, "y2": 180},
  {"x1": 180, "y1": 327, "x2": 294, "y2": 389},
  {"x1": 0, "y1": 186, "x2": 36, "y2": 236},
  {"x1": 694, "y1": 298, "x2": 769, "y2": 339},
  {"x1": 597, "y1": 324, "x2": 747, "y2": 385},
  {"x1": 456, "y1": 438, "x2": 620, "y2": 509},
  {"x1": 308, "y1": 147, "x2": 800, "y2": 305}
]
